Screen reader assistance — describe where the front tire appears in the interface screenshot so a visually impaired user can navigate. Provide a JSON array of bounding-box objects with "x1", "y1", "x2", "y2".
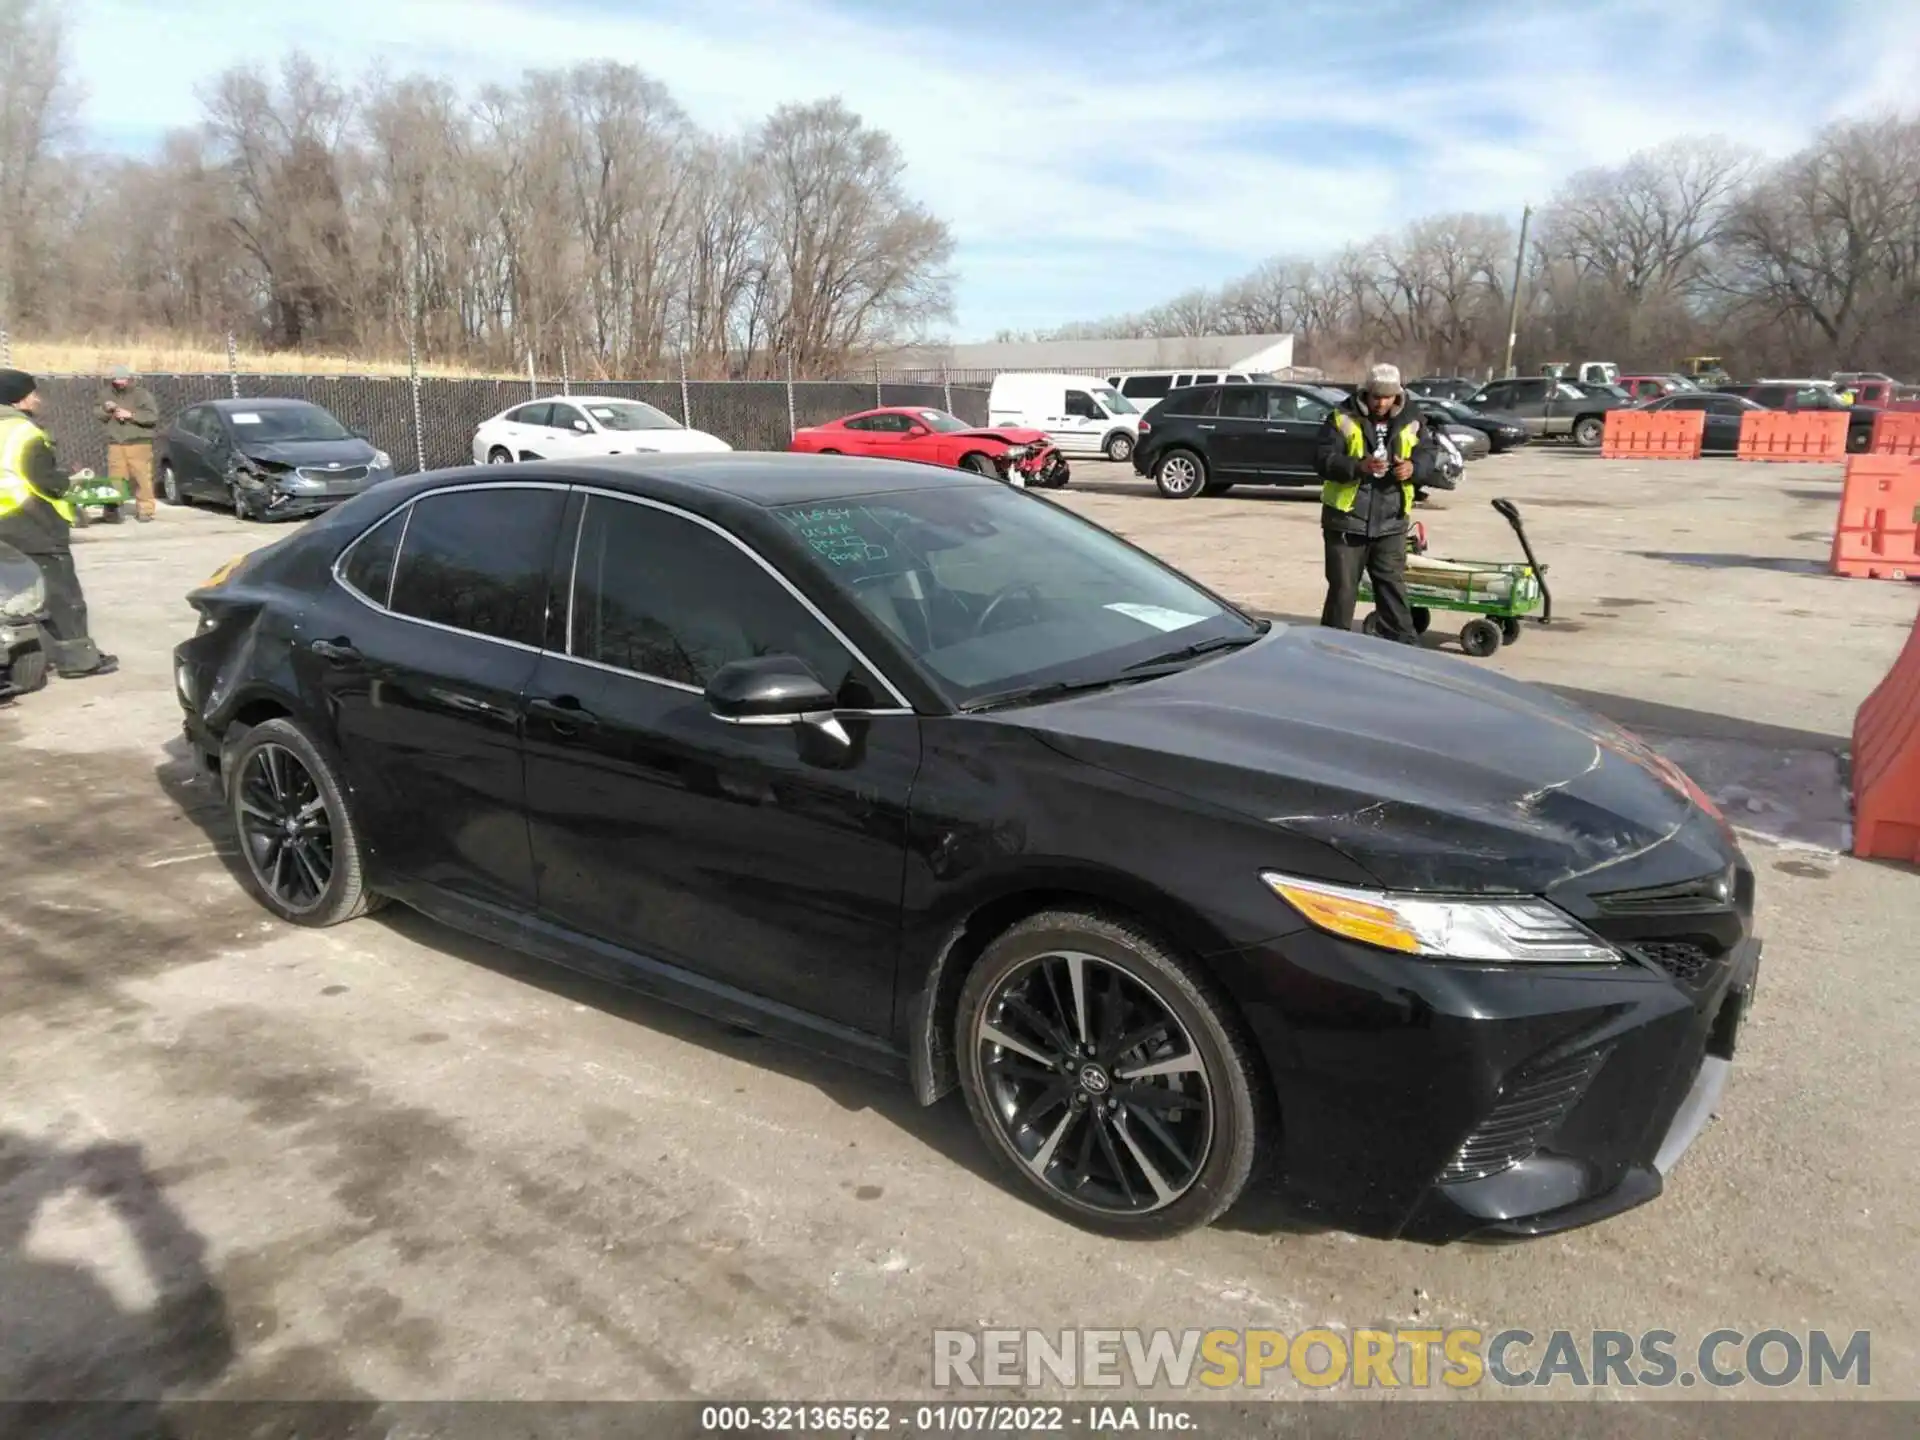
[
  {"x1": 956, "y1": 909, "x2": 1263, "y2": 1239},
  {"x1": 228, "y1": 718, "x2": 379, "y2": 928},
  {"x1": 8, "y1": 645, "x2": 49, "y2": 694},
  {"x1": 1153, "y1": 448, "x2": 1207, "y2": 500},
  {"x1": 963, "y1": 452, "x2": 1000, "y2": 477},
  {"x1": 1460, "y1": 617, "x2": 1502, "y2": 657},
  {"x1": 1104, "y1": 431, "x2": 1135, "y2": 463},
  {"x1": 487, "y1": 446, "x2": 513, "y2": 464}
]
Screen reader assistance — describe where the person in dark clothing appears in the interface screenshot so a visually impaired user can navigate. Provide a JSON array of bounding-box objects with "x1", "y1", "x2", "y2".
[
  {"x1": 0, "y1": 369, "x2": 117, "y2": 677},
  {"x1": 1313, "y1": 363, "x2": 1437, "y2": 643}
]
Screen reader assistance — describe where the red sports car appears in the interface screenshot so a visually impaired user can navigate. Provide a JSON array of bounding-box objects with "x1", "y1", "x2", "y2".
[{"x1": 788, "y1": 407, "x2": 1069, "y2": 487}]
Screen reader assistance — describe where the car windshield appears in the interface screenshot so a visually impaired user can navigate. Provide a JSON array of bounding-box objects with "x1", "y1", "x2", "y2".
[
  {"x1": 772, "y1": 485, "x2": 1263, "y2": 708},
  {"x1": 1093, "y1": 387, "x2": 1138, "y2": 414},
  {"x1": 915, "y1": 410, "x2": 973, "y2": 433},
  {"x1": 226, "y1": 405, "x2": 350, "y2": 442},
  {"x1": 583, "y1": 400, "x2": 682, "y2": 431}
]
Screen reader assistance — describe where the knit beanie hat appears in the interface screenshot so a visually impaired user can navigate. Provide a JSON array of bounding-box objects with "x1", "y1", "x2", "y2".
[{"x1": 0, "y1": 369, "x2": 36, "y2": 406}]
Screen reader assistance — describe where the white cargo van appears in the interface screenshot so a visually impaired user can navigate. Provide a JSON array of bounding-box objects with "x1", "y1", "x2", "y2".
[
  {"x1": 1105, "y1": 369, "x2": 1260, "y2": 409},
  {"x1": 987, "y1": 373, "x2": 1143, "y2": 462}
]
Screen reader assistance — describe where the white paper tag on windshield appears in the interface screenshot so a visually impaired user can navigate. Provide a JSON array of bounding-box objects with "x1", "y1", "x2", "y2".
[
  {"x1": 1106, "y1": 602, "x2": 1206, "y2": 632},
  {"x1": 231, "y1": 412, "x2": 262, "y2": 424}
]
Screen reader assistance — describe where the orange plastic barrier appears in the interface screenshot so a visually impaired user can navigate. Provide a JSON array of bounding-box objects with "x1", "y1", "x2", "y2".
[
  {"x1": 1831, "y1": 455, "x2": 1920, "y2": 580},
  {"x1": 1737, "y1": 410, "x2": 1850, "y2": 462},
  {"x1": 1600, "y1": 409, "x2": 1705, "y2": 459},
  {"x1": 1851, "y1": 605, "x2": 1920, "y2": 864},
  {"x1": 1870, "y1": 410, "x2": 1920, "y2": 457}
]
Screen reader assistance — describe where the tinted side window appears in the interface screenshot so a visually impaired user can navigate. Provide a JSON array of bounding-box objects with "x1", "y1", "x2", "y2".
[
  {"x1": 570, "y1": 497, "x2": 880, "y2": 706},
  {"x1": 1121, "y1": 375, "x2": 1173, "y2": 401},
  {"x1": 509, "y1": 403, "x2": 551, "y2": 426},
  {"x1": 1219, "y1": 387, "x2": 1264, "y2": 420},
  {"x1": 551, "y1": 404, "x2": 589, "y2": 431},
  {"x1": 339, "y1": 507, "x2": 407, "y2": 605},
  {"x1": 388, "y1": 487, "x2": 565, "y2": 647},
  {"x1": 1166, "y1": 387, "x2": 1218, "y2": 417},
  {"x1": 1667, "y1": 395, "x2": 1708, "y2": 410}
]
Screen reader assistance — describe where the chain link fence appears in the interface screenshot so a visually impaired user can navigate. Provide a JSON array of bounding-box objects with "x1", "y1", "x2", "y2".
[{"x1": 29, "y1": 372, "x2": 991, "y2": 477}]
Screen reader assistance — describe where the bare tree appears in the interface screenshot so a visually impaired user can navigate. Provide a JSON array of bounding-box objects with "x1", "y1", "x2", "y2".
[{"x1": 0, "y1": 0, "x2": 83, "y2": 329}]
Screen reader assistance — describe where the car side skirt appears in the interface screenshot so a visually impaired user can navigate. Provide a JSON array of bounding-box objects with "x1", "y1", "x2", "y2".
[{"x1": 386, "y1": 879, "x2": 910, "y2": 1082}]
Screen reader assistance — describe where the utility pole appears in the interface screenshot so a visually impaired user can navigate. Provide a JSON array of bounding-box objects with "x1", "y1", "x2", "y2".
[{"x1": 1502, "y1": 205, "x2": 1531, "y2": 380}]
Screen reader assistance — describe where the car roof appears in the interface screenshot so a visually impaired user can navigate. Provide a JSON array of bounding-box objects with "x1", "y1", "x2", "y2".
[
  {"x1": 206, "y1": 397, "x2": 326, "y2": 411},
  {"x1": 407, "y1": 452, "x2": 998, "y2": 511},
  {"x1": 541, "y1": 394, "x2": 667, "y2": 405}
]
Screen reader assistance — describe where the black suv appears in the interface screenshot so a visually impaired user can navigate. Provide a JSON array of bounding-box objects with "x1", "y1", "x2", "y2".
[
  {"x1": 1465, "y1": 377, "x2": 1627, "y2": 448},
  {"x1": 1133, "y1": 382, "x2": 1350, "y2": 499}
]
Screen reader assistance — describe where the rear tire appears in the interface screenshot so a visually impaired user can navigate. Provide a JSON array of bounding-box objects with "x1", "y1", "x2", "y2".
[
  {"x1": 1572, "y1": 416, "x2": 1605, "y2": 448},
  {"x1": 227, "y1": 718, "x2": 378, "y2": 928},
  {"x1": 1153, "y1": 448, "x2": 1207, "y2": 500},
  {"x1": 955, "y1": 908, "x2": 1264, "y2": 1239},
  {"x1": 160, "y1": 463, "x2": 182, "y2": 505},
  {"x1": 1500, "y1": 617, "x2": 1523, "y2": 646},
  {"x1": 1104, "y1": 431, "x2": 1135, "y2": 463}
]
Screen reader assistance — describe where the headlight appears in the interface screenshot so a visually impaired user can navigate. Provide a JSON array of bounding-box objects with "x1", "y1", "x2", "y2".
[
  {"x1": 1, "y1": 574, "x2": 46, "y2": 619},
  {"x1": 372, "y1": 449, "x2": 392, "y2": 470},
  {"x1": 1261, "y1": 872, "x2": 1619, "y2": 964},
  {"x1": 1003, "y1": 444, "x2": 1033, "y2": 460}
]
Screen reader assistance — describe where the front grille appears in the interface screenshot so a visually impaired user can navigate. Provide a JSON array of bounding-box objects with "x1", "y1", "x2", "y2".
[
  {"x1": 1632, "y1": 940, "x2": 1715, "y2": 985},
  {"x1": 298, "y1": 464, "x2": 369, "y2": 482},
  {"x1": 1590, "y1": 867, "x2": 1735, "y2": 915},
  {"x1": 1441, "y1": 1047, "x2": 1610, "y2": 1183}
]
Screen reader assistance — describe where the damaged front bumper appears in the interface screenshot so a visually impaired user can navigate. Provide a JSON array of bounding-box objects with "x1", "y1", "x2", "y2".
[{"x1": 1001, "y1": 446, "x2": 1070, "y2": 489}]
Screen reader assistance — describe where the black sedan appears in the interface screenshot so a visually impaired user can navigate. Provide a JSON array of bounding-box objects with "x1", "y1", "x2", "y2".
[
  {"x1": 1420, "y1": 398, "x2": 1530, "y2": 453},
  {"x1": 1710, "y1": 383, "x2": 1877, "y2": 453},
  {"x1": 174, "y1": 454, "x2": 1760, "y2": 1243},
  {"x1": 155, "y1": 398, "x2": 396, "y2": 521},
  {"x1": 1637, "y1": 391, "x2": 1766, "y2": 453}
]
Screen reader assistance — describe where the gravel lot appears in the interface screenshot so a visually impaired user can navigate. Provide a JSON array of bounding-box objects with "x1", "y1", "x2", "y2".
[{"x1": 2, "y1": 447, "x2": 1916, "y2": 1411}]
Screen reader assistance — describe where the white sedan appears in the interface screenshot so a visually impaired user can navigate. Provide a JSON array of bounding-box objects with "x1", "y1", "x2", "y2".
[{"x1": 471, "y1": 394, "x2": 732, "y2": 464}]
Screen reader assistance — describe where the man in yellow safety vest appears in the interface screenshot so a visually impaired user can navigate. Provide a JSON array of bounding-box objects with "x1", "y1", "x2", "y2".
[
  {"x1": 0, "y1": 369, "x2": 118, "y2": 678},
  {"x1": 1312, "y1": 362, "x2": 1437, "y2": 643}
]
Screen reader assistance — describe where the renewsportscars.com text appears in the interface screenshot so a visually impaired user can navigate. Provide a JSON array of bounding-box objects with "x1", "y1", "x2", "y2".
[{"x1": 932, "y1": 1327, "x2": 1871, "y2": 1391}]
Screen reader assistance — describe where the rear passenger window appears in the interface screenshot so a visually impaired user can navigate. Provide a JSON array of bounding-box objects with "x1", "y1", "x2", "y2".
[
  {"x1": 1219, "y1": 387, "x2": 1264, "y2": 419},
  {"x1": 388, "y1": 487, "x2": 566, "y2": 646},
  {"x1": 1166, "y1": 388, "x2": 1219, "y2": 417},
  {"x1": 338, "y1": 508, "x2": 407, "y2": 605}
]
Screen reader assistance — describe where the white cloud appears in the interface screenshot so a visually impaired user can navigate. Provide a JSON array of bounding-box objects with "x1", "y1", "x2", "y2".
[{"x1": 65, "y1": 0, "x2": 1915, "y2": 337}]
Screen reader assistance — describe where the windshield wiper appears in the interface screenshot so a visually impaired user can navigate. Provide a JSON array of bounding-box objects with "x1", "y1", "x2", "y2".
[
  {"x1": 963, "y1": 674, "x2": 1153, "y2": 714},
  {"x1": 1123, "y1": 624, "x2": 1269, "y2": 672}
]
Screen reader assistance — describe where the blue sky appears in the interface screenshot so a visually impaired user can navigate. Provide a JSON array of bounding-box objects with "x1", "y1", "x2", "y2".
[{"x1": 64, "y1": 0, "x2": 1920, "y2": 340}]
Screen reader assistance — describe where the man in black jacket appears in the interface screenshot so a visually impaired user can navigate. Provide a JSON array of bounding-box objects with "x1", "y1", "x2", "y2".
[
  {"x1": 0, "y1": 369, "x2": 117, "y2": 677},
  {"x1": 1313, "y1": 363, "x2": 1436, "y2": 643}
]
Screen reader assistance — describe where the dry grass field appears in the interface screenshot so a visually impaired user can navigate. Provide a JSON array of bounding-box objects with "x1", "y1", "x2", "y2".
[{"x1": 10, "y1": 336, "x2": 518, "y2": 379}]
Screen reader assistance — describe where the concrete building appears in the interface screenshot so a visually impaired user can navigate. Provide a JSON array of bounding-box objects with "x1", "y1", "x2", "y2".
[{"x1": 879, "y1": 333, "x2": 1296, "y2": 384}]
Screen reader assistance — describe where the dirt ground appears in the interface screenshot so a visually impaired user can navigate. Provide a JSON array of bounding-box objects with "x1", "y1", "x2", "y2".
[{"x1": 2, "y1": 447, "x2": 1916, "y2": 1413}]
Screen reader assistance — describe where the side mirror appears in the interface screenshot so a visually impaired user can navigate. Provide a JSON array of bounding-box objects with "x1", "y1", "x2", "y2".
[
  {"x1": 706, "y1": 655, "x2": 852, "y2": 757},
  {"x1": 573, "y1": 420, "x2": 591, "y2": 433},
  {"x1": 706, "y1": 654, "x2": 835, "y2": 725},
  {"x1": 905, "y1": 423, "x2": 929, "y2": 438}
]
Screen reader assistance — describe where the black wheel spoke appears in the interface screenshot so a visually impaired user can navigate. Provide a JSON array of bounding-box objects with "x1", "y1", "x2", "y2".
[
  {"x1": 238, "y1": 743, "x2": 334, "y2": 915},
  {"x1": 977, "y1": 948, "x2": 1213, "y2": 1217}
]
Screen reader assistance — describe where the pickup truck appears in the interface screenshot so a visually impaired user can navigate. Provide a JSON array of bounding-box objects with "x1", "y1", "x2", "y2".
[{"x1": 1466, "y1": 376, "x2": 1629, "y2": 447}]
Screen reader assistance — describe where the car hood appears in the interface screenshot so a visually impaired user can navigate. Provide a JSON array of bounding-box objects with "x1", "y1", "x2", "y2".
[
  {"x1": 238, "y1": 437, "x2": 379, "y2": 467},
  {"x1": 953, "y1": 427, "x2": 1051, "y2": 447},
  {"x1": 1016, "y1": 627, "x2": 1724, "y2": 894},
  {"x1": 607, "y1": 429, "x2": 732, "y2": 454}
]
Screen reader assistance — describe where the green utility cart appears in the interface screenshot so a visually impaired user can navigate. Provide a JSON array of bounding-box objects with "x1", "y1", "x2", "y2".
[
  {"x1": 67, "y1": 468, "x2": 131, "y2": 526},
  {"x1": 1360, "y1": 497, "x2": 1554, "y2": 657}
]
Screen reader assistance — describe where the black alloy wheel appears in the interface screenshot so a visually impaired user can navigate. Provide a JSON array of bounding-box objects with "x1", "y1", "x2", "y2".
[
  {"x1": 236, "y1": 742, "x2": 334, "y2": 916},
  {"x1": 957, "y1": 911, "x2": 1262, "y2": 1237},
  {"x1": 228, "y1": 718, "x2": 380, "y2": 927}
]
